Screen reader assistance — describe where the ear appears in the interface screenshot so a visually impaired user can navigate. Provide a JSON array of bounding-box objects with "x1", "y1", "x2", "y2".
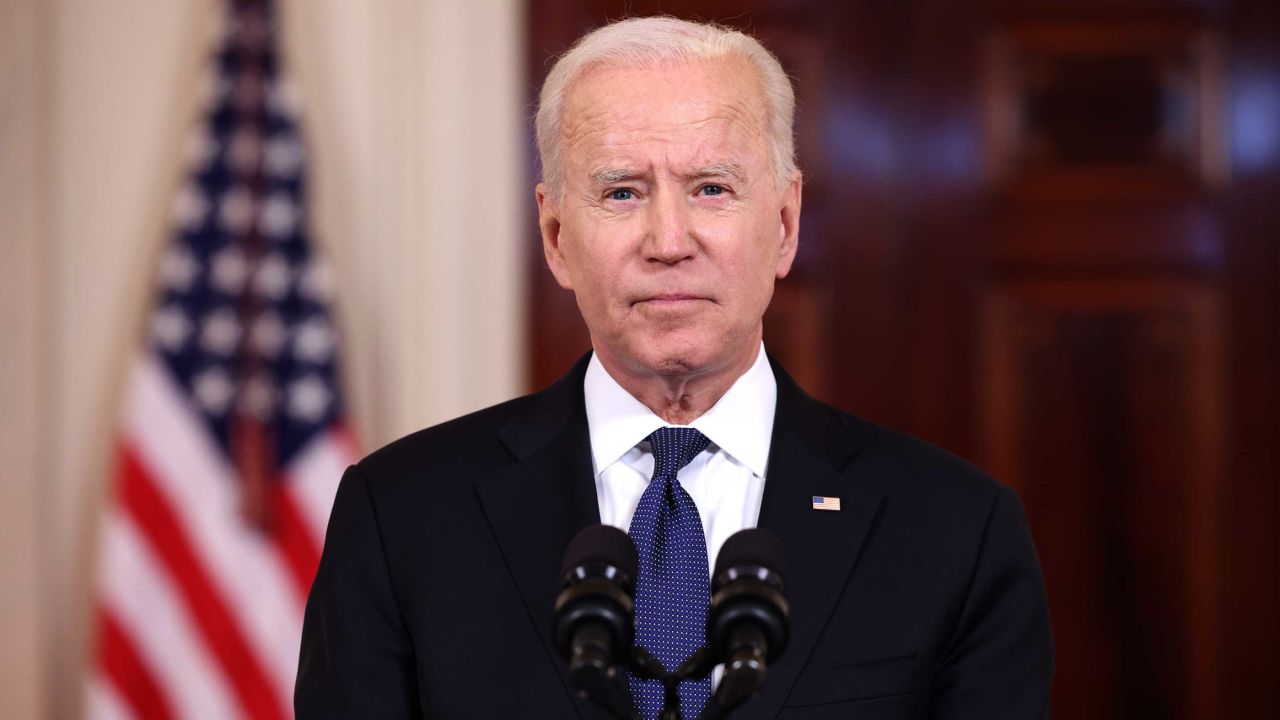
[
  {"x1": 774, "y1": 171, "x2": 802, "y2": 279},
  {"x1": 536, "y1": 183, "x2": 574, "y2": 290}
]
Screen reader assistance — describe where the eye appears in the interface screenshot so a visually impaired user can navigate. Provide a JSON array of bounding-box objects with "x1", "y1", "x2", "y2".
[
  {"x1": 699, "y1": 184, "x2": 726, "y2": 197},
  {"x1": 608, "y1": 188, "x2": 636, "y2": 201}
]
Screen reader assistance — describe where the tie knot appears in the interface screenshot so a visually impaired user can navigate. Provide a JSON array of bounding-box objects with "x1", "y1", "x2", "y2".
[{"x1": 646, "y1": 427, "x2": 710, "y2": 479}]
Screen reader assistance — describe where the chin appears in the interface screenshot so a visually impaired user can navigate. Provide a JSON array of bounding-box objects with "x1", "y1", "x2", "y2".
[
  {"x1": 630, "y1": 334, "x2": 721, "y2": 378},
  {"x1": 648, "y1": 355, "x2": 704, "y2": 377}
]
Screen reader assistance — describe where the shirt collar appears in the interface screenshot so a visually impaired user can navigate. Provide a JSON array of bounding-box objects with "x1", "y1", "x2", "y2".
[{"x1": 583, "y1": 342, "x2": 776, "y2": 477}]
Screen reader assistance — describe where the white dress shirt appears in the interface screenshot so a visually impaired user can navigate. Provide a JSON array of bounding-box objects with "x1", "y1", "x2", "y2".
[
  {"x1": 584, "y1": 343, "x2": 777, "y2": 689},
  {"x1": 584, "y1": 342, "x2": 776, "y2": 576}
]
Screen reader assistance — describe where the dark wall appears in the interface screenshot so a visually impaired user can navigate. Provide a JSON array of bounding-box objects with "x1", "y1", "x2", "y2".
[{"x1": 524, "y1": 1, "x2": 1280, "y2": 715}]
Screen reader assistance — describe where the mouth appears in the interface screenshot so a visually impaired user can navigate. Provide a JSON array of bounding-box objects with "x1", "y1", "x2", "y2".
[{"x1": 635, "y1": 293, "x2": 710, "y2": 305}]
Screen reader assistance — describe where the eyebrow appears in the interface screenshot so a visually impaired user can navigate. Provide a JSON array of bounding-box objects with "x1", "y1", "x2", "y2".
[
  {"x1": 684, "y1": 161, "x2": 747, "y2": 183},
  {"x1": 589, "y1": 161, "x2": 748, "y2": 187},
  {"x1": 589, "y1": 167, "x2": 646, "y2": 187}
]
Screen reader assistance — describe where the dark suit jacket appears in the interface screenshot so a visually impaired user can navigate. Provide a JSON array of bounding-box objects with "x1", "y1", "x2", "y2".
[{"x1": 296, "y1": 355, "x2": 1053, "y2": 719}]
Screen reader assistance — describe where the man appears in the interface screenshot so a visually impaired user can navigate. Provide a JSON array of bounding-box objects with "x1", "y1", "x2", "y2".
[{"x1": 296, "y1": 16, "x2": 1053, "y2": 720}]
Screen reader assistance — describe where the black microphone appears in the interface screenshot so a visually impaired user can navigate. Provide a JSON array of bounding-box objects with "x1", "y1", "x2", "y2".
[
  {"x1": 553, "y1": 524, "x2": 641, "y2": 720},
  {"x1": 701, "y1": 528, "x2": 789, "y2": 719}
]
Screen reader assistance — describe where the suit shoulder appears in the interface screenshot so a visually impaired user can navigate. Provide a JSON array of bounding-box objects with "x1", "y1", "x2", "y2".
[
  {"x1": 352, "y1": 354, "x2": 589, "y2": 497},
  {"x1": 830, "y1": 405, "x2": 1003, "y2": 505},
  {"x1": 355, "y1": 392, "x2": 537, "y2": 481}
]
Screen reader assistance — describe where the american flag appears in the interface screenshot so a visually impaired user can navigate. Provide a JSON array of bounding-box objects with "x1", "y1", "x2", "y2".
[
  {"x1": 86, "y1": 1, "x2": 355, "y2": 718},
  {"x1": 811, "y1": 496, "x2": 841, "y2": 511}
]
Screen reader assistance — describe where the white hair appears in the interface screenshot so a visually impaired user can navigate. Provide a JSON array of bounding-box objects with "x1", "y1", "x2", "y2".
[{"x1": 535, "y1": 16, "x2": 798, "y2": 199}]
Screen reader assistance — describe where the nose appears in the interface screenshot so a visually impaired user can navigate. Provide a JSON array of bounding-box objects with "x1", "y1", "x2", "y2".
[{"x1": 642, "y1": 188, "x2": 698, "y2": 264}]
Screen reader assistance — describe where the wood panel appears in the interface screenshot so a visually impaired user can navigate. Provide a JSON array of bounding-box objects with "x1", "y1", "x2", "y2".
[
  {"x1": 984, "y1": 20, "x2": 1226, "y2": 201},
  {"x1": 981, "y1": 280, "x2": 1224, "y2": 717}
]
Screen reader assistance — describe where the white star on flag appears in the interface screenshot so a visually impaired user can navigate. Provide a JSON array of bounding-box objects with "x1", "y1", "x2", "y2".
[
  {"x1": 264, "y1": 137, "x2": 303, "y2": 177},
  {"x1": 193, "y1": 366, "x2": 235, "y2": 414},
  {"x1": 200, "y1": 308, "x2": 243, "y2": 356},
  {"x1": 287, "y1": 375, "x2": 332, "y2": 422},
  {"x1": 258, "y1": 192, "x2": 300, "y2": 239},
  {"x1": 211, "y1": 246, "x2": 249, "y2": 294},
  {"x1": 159, "y1": 248, "x2": 200, "y2": 291},
  {"x1": 293, "y1": 317, "x2": 334, "y2": 363},
  {"x1": 151, "y1": 306, "x2": 193, "y2": 350},
  {"x1": 219, "y1": 185, "x2": 255, "y2": 235},
  {"x1": 253, "y1": 253, "x2": 292, "y2": 299}
]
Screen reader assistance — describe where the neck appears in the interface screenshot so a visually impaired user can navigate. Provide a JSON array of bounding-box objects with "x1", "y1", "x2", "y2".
[{"x1": 594, "y1": 336, "x2": 761, "y2": 425}]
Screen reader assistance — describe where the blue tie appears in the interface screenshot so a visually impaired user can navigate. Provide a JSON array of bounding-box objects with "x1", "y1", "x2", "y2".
[{"x1": 628, "y1": 427, "x2": 713, "y2": 719}]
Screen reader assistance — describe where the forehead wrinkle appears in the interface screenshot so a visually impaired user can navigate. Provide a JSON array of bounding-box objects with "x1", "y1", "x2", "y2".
[
  {"x1": 573, "y1": 114, "x2": 761, "y2": 179},
  {"x1": 565, "y1": 80, "x2": 764, "y2": 144},
  {"x1": 559, "y1": 60, "x2": 773, "y2": 186},
  {"x1": 561, "y1": 108, "x2": 612, "y2": 159}
]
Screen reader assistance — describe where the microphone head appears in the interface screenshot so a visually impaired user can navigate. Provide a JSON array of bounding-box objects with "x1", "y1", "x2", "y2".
[
  {"x1": 709, "y1": 528, "x2": 790, "y2": 664},
  {"x1": 559, "y1": 524, "x2": 638, "y2": 586},
  {"x1": 713, "y1": 528, "x2": 788, "y2": 593},
  {"x1": 554, "y1": 524, "x2": 638, "y2": 664}
]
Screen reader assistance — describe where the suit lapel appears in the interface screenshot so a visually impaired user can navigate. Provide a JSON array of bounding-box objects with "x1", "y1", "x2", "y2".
[
  {"x1": 736, "y1": 359, "x2": 885, "y2": 719},
  {"x1": 472, "y1": 354, "x2": 607, "y2": 719}
]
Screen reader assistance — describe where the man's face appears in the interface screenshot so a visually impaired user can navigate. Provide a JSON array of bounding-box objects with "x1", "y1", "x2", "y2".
[{"x1": 537, "y1": 56, "x2": 801, "y2": 381}]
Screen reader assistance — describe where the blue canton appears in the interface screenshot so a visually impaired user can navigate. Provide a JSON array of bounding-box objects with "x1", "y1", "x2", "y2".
[{"x1": 148, "y1": 1, "x2": 342, "y2": 468}]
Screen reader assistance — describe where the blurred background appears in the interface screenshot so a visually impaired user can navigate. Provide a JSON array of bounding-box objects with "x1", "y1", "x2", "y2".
[{"x1": 1, "y1": 0, "x2": 1277, "y2": 717}]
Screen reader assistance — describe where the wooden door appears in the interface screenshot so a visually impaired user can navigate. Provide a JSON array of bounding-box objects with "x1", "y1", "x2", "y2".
[{"x1": 525, "y1": 1, "x2": 1280, "y2": 715}]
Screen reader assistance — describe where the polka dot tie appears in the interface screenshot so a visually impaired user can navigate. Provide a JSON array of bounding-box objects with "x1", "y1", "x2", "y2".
[{"x1": 627, "y1": 427, "x2": 713, "y2": 720}]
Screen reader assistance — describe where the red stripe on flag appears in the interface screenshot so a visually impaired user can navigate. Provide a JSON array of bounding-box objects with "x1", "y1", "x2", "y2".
[
  {"x1": 97, "y1": 608, "x2": 177, "y2": 720},
  {"x1": 272, "y1": 480, "x2": 322, "y2": 601},
  {"x1": 117, "y1": 444, "x2": 287, "y2": 720}
]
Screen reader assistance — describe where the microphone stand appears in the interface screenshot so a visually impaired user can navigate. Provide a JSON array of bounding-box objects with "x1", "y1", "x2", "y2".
[
  {"x1": 574, "y1": 642, "x2": 706, "y2": 720},
  {"x1": 565, "y1": 624, "x2": 642, "y2": 720},
  {"x1": 692, "y1": 626, "x2": 768, "y2": 720},
  {"x1": 577, "y1": 641, "x2": 766, "y2": 720},
  {"x1": 627, "y1": 644, "x2": 710, "y2": 720}
]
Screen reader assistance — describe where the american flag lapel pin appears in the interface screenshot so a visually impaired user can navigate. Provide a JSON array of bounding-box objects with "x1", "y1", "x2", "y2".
[{"x1": 812, "y1": 495, "x2": 841, "y2": 511}]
